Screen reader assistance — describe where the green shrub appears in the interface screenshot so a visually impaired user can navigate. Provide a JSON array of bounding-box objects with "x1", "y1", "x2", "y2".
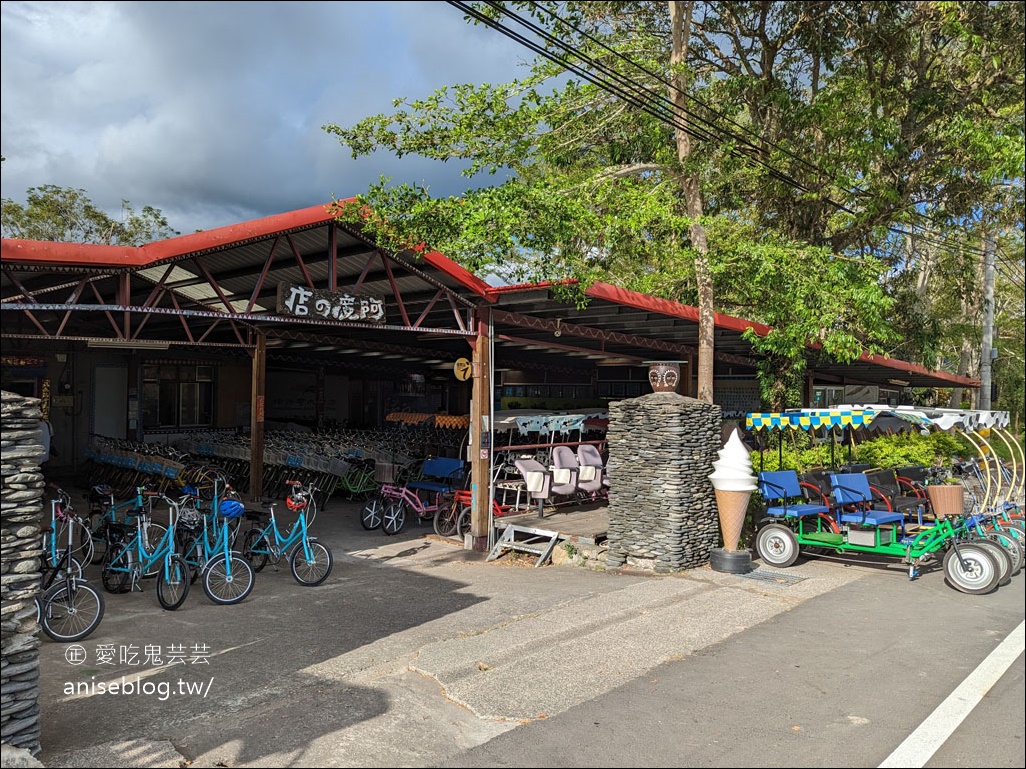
[{"x1": 747, "y1": 429, "x2": 973, "y2": 472}]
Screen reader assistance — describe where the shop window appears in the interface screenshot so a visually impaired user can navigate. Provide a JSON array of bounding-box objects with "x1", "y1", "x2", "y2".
[
  {"x1": 142, "y1": 364, "x2": 214, "y2": 429},
  {"x1": 811, "y1": 386, "x2": 845, "y2": 408}
]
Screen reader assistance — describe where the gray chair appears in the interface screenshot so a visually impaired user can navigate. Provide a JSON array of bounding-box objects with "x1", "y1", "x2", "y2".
[{"x1": 573, "y1": 444, "x2": 610, "y2": 493}]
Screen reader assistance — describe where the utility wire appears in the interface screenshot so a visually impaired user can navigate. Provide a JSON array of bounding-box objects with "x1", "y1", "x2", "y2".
[
  {"x1": 453, "y1": 1, "x2": 1020, "y2": 278},
  {"x1": 449, "y1": 1, "x2": 831, "y2": 196}
]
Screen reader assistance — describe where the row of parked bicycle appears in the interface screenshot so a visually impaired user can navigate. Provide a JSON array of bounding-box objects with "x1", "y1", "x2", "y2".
[{"x1": 35, "y1": 471, "x2": 332, "y2": 643}]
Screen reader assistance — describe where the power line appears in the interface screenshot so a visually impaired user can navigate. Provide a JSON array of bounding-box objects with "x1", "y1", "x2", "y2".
[
  {"x1": 448, "y1": 1, "x2": 831, "y2": 197},
  {"x1": 452, "y1": 1, "x2": 1018, "y2": 273}
]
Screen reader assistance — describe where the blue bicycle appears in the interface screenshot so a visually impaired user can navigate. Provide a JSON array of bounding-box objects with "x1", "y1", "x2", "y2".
[
  {"x1": 241, "y1": 480, "x2": 333, "y2": 586},
  {"x1": 99, "y1": 490, "x2": 190, "y2": 610},
  {"x1": 176, "y1": 482, "x2": 255, "y2": 605},
  {"x1": 82, "y1": 484, "x2": 167, "y2": 574}
]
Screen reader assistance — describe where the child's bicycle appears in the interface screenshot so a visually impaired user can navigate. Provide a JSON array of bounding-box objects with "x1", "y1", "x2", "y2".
[
  {"x1": 433, "y1": 490, "x2": 516, "y2": 540},
  {"x1": 240, "y1": 480, "x2": 333, "y2": 586}
]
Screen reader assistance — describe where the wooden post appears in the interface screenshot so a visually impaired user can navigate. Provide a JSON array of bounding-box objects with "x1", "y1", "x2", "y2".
[
  {"x1": 468, "y1": 310, "x2": 491, "y2": 551},
  {"x1": 249, "y1": 334, "x2": 266, "y2": 500}
]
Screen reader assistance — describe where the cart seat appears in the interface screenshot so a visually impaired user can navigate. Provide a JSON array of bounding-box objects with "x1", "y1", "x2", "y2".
[
  {"x1": 830, "y1": 473, "x2": 906, "y2": 528},
  {"x1": 757, "y1": 471, "x2": 831, "y2": 518},
  {"x1": 406, "y1": 457, "x2": 465, "y2": 494}
]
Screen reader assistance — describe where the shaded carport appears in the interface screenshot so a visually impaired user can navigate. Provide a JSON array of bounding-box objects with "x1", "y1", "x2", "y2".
[{"x1": 2, "y1": 201, "x2": 979, "y2": 549}]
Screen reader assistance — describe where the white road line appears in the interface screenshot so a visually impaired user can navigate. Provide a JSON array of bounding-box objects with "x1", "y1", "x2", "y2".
[{"x1": 878, "y1": 620, "x2": 1025, "y2": 768}]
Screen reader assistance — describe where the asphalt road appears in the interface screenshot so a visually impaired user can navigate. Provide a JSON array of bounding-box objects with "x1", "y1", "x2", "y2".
[{"x1": 34, "y1": 498, "x2": 1025, "y2": 769}]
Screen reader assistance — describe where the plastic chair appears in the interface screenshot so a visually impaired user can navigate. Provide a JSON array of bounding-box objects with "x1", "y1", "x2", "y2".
[
  {"x1": 554, "y1": 446, "x2": 603, "y2": 496},
  {"x1": 549, "y1": 446, "x2": 586, "y2": 494},
  {"x1": 514, "y1": 457, "x2": 575, "y2": 499},
  {"x1": 576, "y1": 444, "x2": 610, "y2": 489}
]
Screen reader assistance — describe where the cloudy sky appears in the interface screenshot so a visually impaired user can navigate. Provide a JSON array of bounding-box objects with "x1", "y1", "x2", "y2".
[{"x1": 1, "y1": 1, "x2": 531, "y2": 235}]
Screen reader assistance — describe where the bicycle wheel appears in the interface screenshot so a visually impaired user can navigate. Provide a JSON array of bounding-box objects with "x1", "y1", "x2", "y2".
[
  {"x1": 433, "y1": 499, "x2": 460, "y2": 538},
  {"x1": 755, "y1": 524, "x2": 800, "y2": 568},
  {"x1": 456, "y1": 505, "x2": 472, "y2": 538},
  {"x1": 100, "y1": 543, "x2": 132, "y2": 594},
  {"x1": 361, "y1": 495, "x2": 385, "y2": 530},
  {"x1": 156, "y1": 555, "x2": 190, "y2": 610},
  {"x1": 985, "y1": 531, "x2": 1023, "y2": 578},
  {"x1": 141, "y1": 522, "x2": 169, "y2": 578},
  {"x1": 241, "y1": 528, "x2": 270, "y2": 572},
  {"x1": 381, "y1": 500, "x2": 407, "y2": 536},
  {"x1": 39, "y1": 580, "x2": 105, "y2": 643},
  {"x1": 289, "y1": 539, "x2": 333, "y2": 586},
  {"x1": 202, "y1": 553, "x2": 255, "y2": 605}
]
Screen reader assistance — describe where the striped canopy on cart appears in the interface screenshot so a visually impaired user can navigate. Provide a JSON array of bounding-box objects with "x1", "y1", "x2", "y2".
[{"x1": 745, "y1": 408, "x2": 933, "y2": 432}]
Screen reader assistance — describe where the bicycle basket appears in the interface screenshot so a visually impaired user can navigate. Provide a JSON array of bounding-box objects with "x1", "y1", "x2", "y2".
[{"x1": 219, "y1": 500, "x2": 245, "y2": 519}]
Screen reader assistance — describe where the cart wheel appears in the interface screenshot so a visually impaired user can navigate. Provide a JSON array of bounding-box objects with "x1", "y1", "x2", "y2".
[
  {"x1": 360, "y1": 495, "x2": 385, "y2": 531},
  {"x1": 942, "y1": 543, "x2": 1000, "y2": 595},
  {"x1": 755, "y1": 524, "x2": 800, "y2": 568},
  {"x1": 382, "y1": 500, "x2": 406, "y2": 536}
]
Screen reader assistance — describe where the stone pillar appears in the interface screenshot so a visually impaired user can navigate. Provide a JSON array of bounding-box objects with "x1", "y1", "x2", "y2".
[
  {"x1": 604, "y1": 392, "x2": 721, "y2": 573},
  {"x1": 0, "y1": 391, "x2": 46, "y2": 756}
]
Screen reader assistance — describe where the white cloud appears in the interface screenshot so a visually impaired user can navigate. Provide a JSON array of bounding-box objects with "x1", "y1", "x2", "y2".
[{"x1": 1, "y1": 1, "x2": 530, "y2": 235}]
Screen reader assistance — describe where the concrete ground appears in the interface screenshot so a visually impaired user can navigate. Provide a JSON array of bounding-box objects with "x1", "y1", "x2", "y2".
[{"x1": 35, "y1": 492, "x2": 871, "y2": 768}]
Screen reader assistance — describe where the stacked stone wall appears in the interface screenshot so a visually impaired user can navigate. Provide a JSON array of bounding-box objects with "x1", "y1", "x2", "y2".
[
  {"x1": 605, "y1": 392, "x2": 721, "y2": 572},
  {"x1": 1, "y1": 391, "x2": 45, "y2": 756}
]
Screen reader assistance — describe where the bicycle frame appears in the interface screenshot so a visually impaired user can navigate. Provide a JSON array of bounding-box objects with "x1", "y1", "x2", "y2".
[
  {"x1": 378, "y1": 483, "x2": 447, "y2": 519},
  {"x1": 179, "y1": 485, "x2": 241, "y2": 573},
  {"x1": 247, "y1": 505, "x2": 315, "y2": 563},
  {"x1": 102, "y1": 501, "x2": 180, "y2": 592},
  {"x1": 85, "y1": 485, "x2": 150, "y2": 543}
]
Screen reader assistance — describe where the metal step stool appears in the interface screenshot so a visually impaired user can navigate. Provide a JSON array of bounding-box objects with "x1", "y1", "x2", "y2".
[{"x1": 487, "y1": 524, "x2": 564, "y2": 567}]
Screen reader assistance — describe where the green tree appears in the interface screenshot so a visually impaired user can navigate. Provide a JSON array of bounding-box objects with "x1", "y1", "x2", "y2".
[
  {"x1": 324, "y1": 1, "x2": 1021, "y2": 409},
  {"x1": 1, "y1": 184, "x2": 179, "y2": 245}
]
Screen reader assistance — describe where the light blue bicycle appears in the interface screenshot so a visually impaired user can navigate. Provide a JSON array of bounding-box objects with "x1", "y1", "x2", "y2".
[
  {"x1": 176, "y1": 482, "x2": 255, "y2": 605},
  {"x1": 241, "y1": 480, "x2": 333, "y2": 586},
  {"x1": 99, "y1": 490, "x2": 190, "y2": 610}
]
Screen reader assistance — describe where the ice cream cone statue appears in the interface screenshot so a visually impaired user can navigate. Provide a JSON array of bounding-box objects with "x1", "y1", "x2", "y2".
[{"x1": 708, "y1": 431, "x2": 757, "y2": 572}]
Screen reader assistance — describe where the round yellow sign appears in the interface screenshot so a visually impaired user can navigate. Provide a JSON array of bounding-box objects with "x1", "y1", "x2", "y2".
[{"x1": 454, "y1": 358, "x2": 472, "y2": 381}]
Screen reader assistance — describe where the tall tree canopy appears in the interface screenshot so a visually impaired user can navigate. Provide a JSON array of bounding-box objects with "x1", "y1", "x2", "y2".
[
  {"x1": 1, "y1": 184, "x2": 179, "y2": 246},
  {"x1": 325, "y1": 1, "x2": 1023, "y2": 410}
]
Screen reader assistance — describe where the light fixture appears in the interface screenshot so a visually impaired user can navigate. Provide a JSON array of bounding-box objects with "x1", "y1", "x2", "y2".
[
  {"x1": 87, "y1": 339, "x2": 170, "y2": 350},
  {"x1": 887, "y1": 379, "x2": 910, "y2": 387},
  {"x1": 553, "y1": 319, "x2": 562, "y2": 337}
]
